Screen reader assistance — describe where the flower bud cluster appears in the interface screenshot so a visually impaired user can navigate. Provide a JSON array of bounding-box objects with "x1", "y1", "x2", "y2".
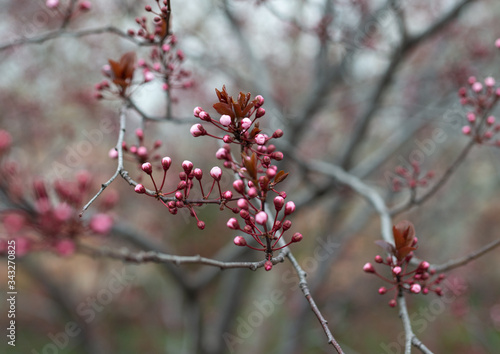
[
  {"x1": 134, "y1": 157, "x2": 231, "y2": 230},
  {"x1": 364, "y1": 236, "x2": 444, "y2": 307},
  {"x1": 0, "y1": 165, "x2": 116, "y2": 257},
  {"x1": 128, "y1": 1, "x2": 170, "y2": 42},
  {"x1": 391, "y1": 161, "x2": 434, "y2": 192},
  {"x1": 109, "y1": 128, "x2": 162, "y2": 166},
  {"x1": 458, "y1": 75, "x2": 500, "y2": 147},
  {"x1": 190, "y1": 86, "x2": 301, "y2": 269}
]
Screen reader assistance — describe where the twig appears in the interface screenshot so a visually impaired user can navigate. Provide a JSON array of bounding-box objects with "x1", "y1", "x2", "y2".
[
  {"x1": 80, "y1": 105, "x2": 127, "y2": 215},
  {"x1": 398, "y1": 294, "x2": 434, "y2": 354},
  {"x1": 432, "y1": 238, "x2": 500, "y2": 272},
  {"x1": 79, "y1": 245, "x2": 286, "y2": 270}
]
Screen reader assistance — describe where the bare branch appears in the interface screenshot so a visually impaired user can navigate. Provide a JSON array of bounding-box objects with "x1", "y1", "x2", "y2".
[{"x1": 398, "y1": 294, "x2": 434, "y2": 354}]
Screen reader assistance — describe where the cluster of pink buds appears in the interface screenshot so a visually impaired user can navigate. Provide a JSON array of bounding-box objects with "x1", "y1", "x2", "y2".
[
  {"x1": 128, "y1": 1, "x2": 170, "y2": 42},
  {"x1": 191, "y1": 86, "x2": 302, "y2": 270},
  {"x1": 364, "y1": 220, "x2": 445, "y2": 307},
  {"x1": 134, "y1": 157, "x2": 232, "y2": 230},
  {"x1": 391, "y1": 161, "x2": 434, "y2": 192},
  {"x1": 458, "y1": 75, "x2": 500, "y2": 146},
  {"x1": 136, "y1": 34, "x2": 193, "y2": 90},
  {"x1": 0, "y1": 169, "x2": 116, "y2": 257},
  {"x1": 109, "y1": 128, "x2": 162, "y2": 167}
]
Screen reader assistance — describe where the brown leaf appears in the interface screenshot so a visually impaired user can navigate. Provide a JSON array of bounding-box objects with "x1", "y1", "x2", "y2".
[
  {"x1": 213, "y1": 102, "x2": 235, "y2": 119},
  {"x1": 274, "y1": 171, "x2": 289, "y2": 184},
  {"x1": 392, "y1": 220, "x2": 417, "y2": 260},
  {"x1": 242, "y1": 153, "x2": 258, "y2": 180}
]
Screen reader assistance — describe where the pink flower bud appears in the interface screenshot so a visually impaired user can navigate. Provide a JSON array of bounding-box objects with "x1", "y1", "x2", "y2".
[
  {"x1": 392, "y1": 266, "x2": 402, "y2": 275},
  {"x1": 284, "y1": 201, "x2": 296, "y2": 215},
  {"x1": 272, "y1": 129, "x2": 284, "y2": 138},
  {"x1": 210, "y1": 166, "x2": 222, "y2": 181},
  {"x1": 291, "y1": 232, "x2": 303, "y2": 243},
  {"x1": 216, "y1": 147, "x2": 227, "y2": 160},
  {"x1": 256, "y1": 108, "x2": 266, "y2": 118},
  {"x1": 271, "y1": 152, "x2": 283, "y2": 161},
  {"x1": 237, "y1": 198, "x2": 248, "y2": 209},
  {"x1": 462, "y1": 126, "x2": 471, "y2": 135},
  {"x1": 241, "y1": 118, "x2": 252, "y2": 129},
  {"x1": 141, "y1": 162, "x2": 153, "y2": 175},
  {"x1": 375, "y1": 255, "x2": 383, "y2": 263},
  {"x1": 46, "y1": 0, "x2": 59, "y2": 8},
  {"x1": 220, "y1": 115, "x2": 232, "y2": 127},
  {"x1": 410, "y1": 284, "x2": 421, "y2": 294},
  {"x1": 363, "y1": 263, "x2": 375, "y2": 273},
  {"x1": 55, "y1": 239, "x2": 75, "y2": 256},
  {"x1": 182, "y1": 160, "x2": 194, "y2": 173},
  {"x1": 143, "y1": 70, "x2": 154, "y2": 82},
  {"x1": 137, "y1": 146, "x2": 148, "y2": 159},
  {"x1": 54, "y1": 203, "x2": 73, "y2": 222},
  {"x1": 223, "y1": 190, "x2": 233, "y2": 199},
  {"x1": 274, "y1": 196, "x2": 285, "y2": 211},
  {"x1": 282, "y1": 220, "x2": 292, "y2": 230},
  {"x1": 134, "y1": 184, "x2": 146, "y2": 193},
  {"x1": 255, "y1": 95, "x2": 264, "y2": 108},
  {"x1": 378, "y1": 287, "x2": 387, "y2": 295},
  {"x1": 472, "y1": 82, "x2": 483, "y2": 93},
  {"x1": 3, "y1": 213, "x2": 26, "y2": 234},
  {"x1": 199, "y1": 111, "x2": 210, "y2": 121},
  {"x1": 89, "y1": 213, "x2": 113, "y2": 235},
  {"x1": 227, "y1": 218, "x2": 239, "y2": 230},
  {"x1": 247, "y1": 187, "x2": 258, "y2": 198},
  {"x1": 162, "y1": 157, "x2": 172, "y2": 170},
  {"x1": 233, "y1": 180, "x2": 245, "y2": 194},
  {"x1": 255, "y1": 211, "x2": 268, "y2": 225},
  {"x1": 193, "y1": 168, "x2": 203, "y2": 180},
  {"x1": 468, "y1": 76, "x2": 477, "y2": 85},
  {"x1": 0, "y1": 129, "x2": 13, "y2": 152},
  {"x1": 190, "y1": 124, "x2": 205, "y2": 137},
  {"x1": 197, "y1": 220, "x2": 205, "y2": 230},
  {"x1": 255, "y1": 134, "x2": 266, "y2": 145},
  {"x1": 264, "y1": 260, "x2": 273, "y2": 271},
  {"x1": 466, "y1": 112, "x2": 476, "y2": 122},
  {"x1": 223, "y1": 135, "x2": 233, "y2": 143},
  {"x1": 240, "y1": 209, "x2": 250, "y2": 219},
  {"x1": 234, "y1": 236, "x2": 247, "y2": 246},
  {"x1": 485, "y1": 77, "x2": 496, "y2": 87},
  {"x1": 487, "y1": 116, "x2": 495, "y2": 125},
  {"x1": 79, "y1": 1, "x2": 91, "y2": 11},
  {"x1": 388, "y1": 299, "x2": 397, "y2": 307},
  {"x1": 108, "y1": 148, "x2": 118, "y2": 159}
]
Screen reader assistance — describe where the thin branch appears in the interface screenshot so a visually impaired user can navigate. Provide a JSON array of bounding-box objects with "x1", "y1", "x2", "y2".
[
  {"x1": 79, "y1": 245, "x2": 287, "y2": 270},
  {"x1": 432, "y1": 238, "x2": 500, "y2": 272},
  {"x1": 0, "y1": 26, "x2": 145, "y2": 52},
  {"x1": 398, "y1": 294, "x2": 434, "y2": 354},
  {"x1": 80, "y1": 105, "x2": 127, "y2": 215}
]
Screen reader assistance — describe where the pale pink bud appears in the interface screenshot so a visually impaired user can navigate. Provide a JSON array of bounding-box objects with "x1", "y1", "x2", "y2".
[
  {"x1": 227, "y1": 218, "x2": 239, "y2": 229},
  {"x1": 181, "y1": 161, "x2": 193, "y2": 174},
  {"x1": 162, "y1": 157, "x2": 172, "y2": 170},
  {"x1": 388, "y1": 299, "x2": 397, "y2": 307},
  {"x1": 223, "y1": 135, "x2": 233, "y2": 143},
  {"x1": 468, "y1": 76, "x2": 477, "y2": 84},
  {"x1": 462, "y1": 126, "x2": 471, "y2": 135},
  {"x1": 467, "y1": 112, "x2": 476, "y2": 122},
  {"x1": 137, "y1": 58, "x2": 146, "y2": 67},
  {"x1": 54, "y1": 203, "x2": 73, "y2": 222},
  {"x1": 199, "y1": 111, "x2": 210, "y2": 121},
  {"x1": 223, "y1": 190, "x2": 233, "y2": 199},
  {"x1": 143, "y1": 70, "x2": 155, "y2": 82},
  {"x1": 485, "y1": 77, "x2": 496, "y2": 87},
  {"x1": 190, "y1": 124, "x2": 205, "y2": 137},
  {"x1": 274, "y1": 196, "x2": 285, "y2": 211},
  {"x1": 3, "y1": 213, "x2": 26, "y2": 234},
  {"x1": 233, "y1": 180, "x2": 245, "y2": 194},
  {"x1": 392, "y1": 266, "x2": 402, "y2": 275},
  {"x1": 216, "y1": 147, "x2": 227, "y2": 160},
  {"x1": 0, "y1": 130, "x2": 12, "y2": 152},
  {"x1": 141, "y1": 162, "x2": 153, "y2": 175},
  {"x1": 135, "y1": 184, "x2": 146, "y2": 193},
  {"x1": 291, "y1": 232, "x2": 303, "y2": 243},
  {"x1": 210, "y1": 166, "x2": 222, "y2": 181},
  {"x1": 137, "y1": 146, "x2": 148, "y2": 159},
  {"x1": 496, "y1": 38, "x2": 500, "y2": 49},
  {"x1": 220, "y1": 115, "x2": 232, "y2": 127},
  {"x1": 108, "y1": 148, "x2": 118, "y2": 159},
  {"x1": 487, "y1": 116, "x2": 495, "y2": 125},
  {"x1": 378, "y1": 287, "x2": 387, "y2": 295},
  {"x1": 472, "y1": 82, "x2": 483, "y2": 93},
  {"x1": 247, "y1": 187, "x2": 258, "y2": 198},
  {"x1": 410, "y1": 284, "x2": 422, "y2": 294},
  {"x1": 255, "y1": 107, "x2": 265, "y2": 118},
  {"x1": 152, "y1": 62, "x2": 161, "y2": 71},
  {"x1": 375, "y1": 255, "x2": 383, "y2": 263},
  {"x1": 234, "y1": 236, "x2": 247, "y2": 246},
  {"x1": 255, "y1": 95, "x2": 264, "y2": 108},
  {"x1": 89, "y1": 213, "x2": 113, "y2": 235},
  {"x1": 284, "y1": 201, "x2": 296, "y2": 215},
  {"x1": 193, "y1": 168, "x2": 203, "y2": 180},
  {"x1": 56, "y1": 239, "x2": 75, "y2": 256},
  {"x1": 241, "y1": 118, "x2": 252, "y2": 129},
  {"x1": 237, "y1": 198, "x2": 248, "y2": 209},
  {"x1": 162, "y1": 44, "x2": 171, "y2": 52},
  {"x1": 162, "y1": 83, "x2": 168, "y2": 91},
  {"x1": 419, "y1": 261, "x2": 430, "y2": 271},
  {"x1": 255, "y1": 134, "x2": 266, "y2": 145},
  {"x1": 255, "y1": 211, "x2": 268, "y2": 225},
  {"x1": 363, "y1": 263, "x2": 375, "y2": 273},
  {"x1": 46, "y1": 0, "x2": 59, "y2": 8}
]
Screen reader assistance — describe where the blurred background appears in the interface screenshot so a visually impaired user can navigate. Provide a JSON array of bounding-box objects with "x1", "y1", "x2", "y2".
[{"x1": 1, "y1": 0, "x2": 500, "y2": 353}]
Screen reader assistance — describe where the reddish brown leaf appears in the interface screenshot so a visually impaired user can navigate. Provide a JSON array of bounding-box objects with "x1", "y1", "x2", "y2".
[
  {"x1": 242, "y1": 153, "x2": 258, "y2": 180},
  {"x1": 375, "y1": 240, "x2": 396, "y2": 255},
  {"x1": 274, "y1": 171, "x2": 289, "y2": 184},
  {"x1": 392, "y1": 220, "x2": 417, "y2": 260},
  {"x1": 213, "y1": 102, "x2": 235, "y2": 119}
]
